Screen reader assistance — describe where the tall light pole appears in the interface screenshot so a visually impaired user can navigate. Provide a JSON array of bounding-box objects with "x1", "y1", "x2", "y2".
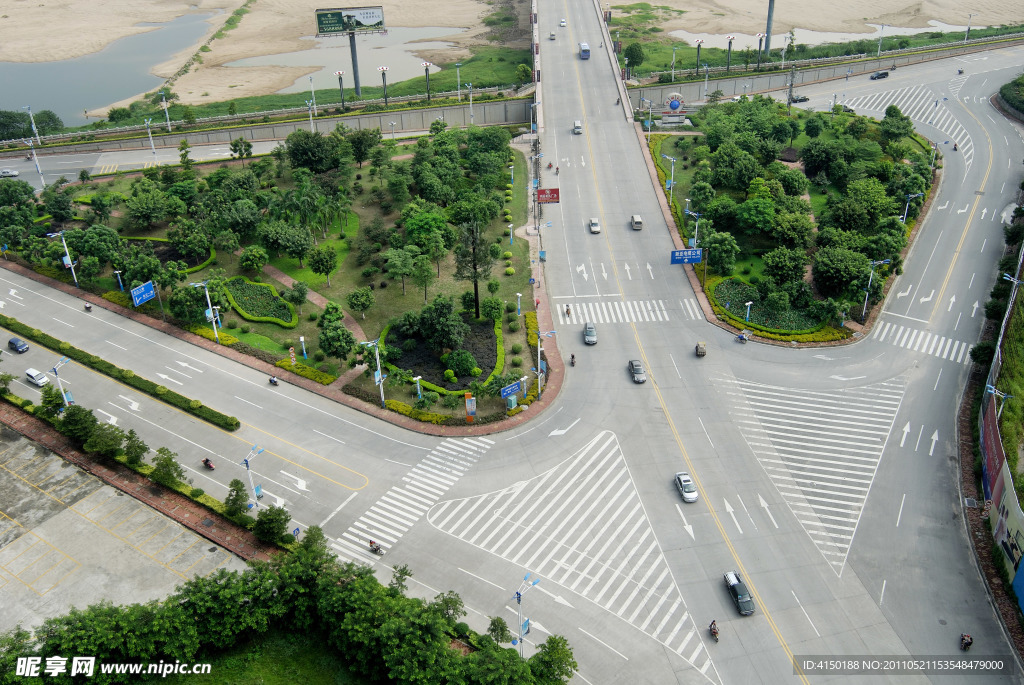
[
  {"x1": 781, "y1": 36, "x2": 790, "y2": 69},
  {"x1": 516, "y1": 292, "x2": 522, "y2": 316},
  {"x1": 693, "y1": 39, "x2": 704, "y2": 75},
  {"x1": 22, "y1": 106, "x2": 42, "y2": 146},
  {"x1": 24, "y1": 139, "x2": 45, "y2": 189},
  {"x1": 509, "y1": 164, "x2": 514, "y2": 186},
  {"x1": 190, "y1": 281, "x2": 220, "y2": 343},
  {"x1": 965, "y1": 13, "x2": 975, "y2": 42},
  {"x1": 671, "y1": 46, "x2": 677, "y2": 82},
  {"x1": 726, "y1": 36, "x2": 735, "y2": 73},
  {"x1": 466, "y1": 83, "x2": 474, "y2": 123},
  {"x1": 756, "y1": 33, "x2": 765, "y2": 70},
  {"x1": 902, "y1": 192, "x2": 924, "y2": 223},
  {"x1": 378, "y1": 66, "x2": 389, "y2": 107},
  {"x1": 309, "y1": 75, "x2": 317, "y2": 115},
  {"x1": 422, "y1": 61, "x2": 433, "y2": 102},
  {"x1": 361, "y1": 339, "x2": 386, "y2": 407},
  {"x1": 389, "y1": 121, "x2": 396, "y2": 139},
  {"x1": 47, "y1": 231, "x2": 79, "y2": 287},
  {"x1": 335, "y1": 70, "x2": 346, "y2": 110},
  {"x1": 745, "y1": 301, "x2": 753, "y2": 322},
  {"x1": 831, "y1": 93, "x2": 837, "y2": 119},
  {"x1": 986, "y1": 385, "x2": 1014, "y2": 419},
  {"x1": 684, "y1": 203, "x2": 702, "y2": 247},
  {"x1": 113, "y1": 270, "x2": 124, "y2": 292},
  {"x1": 861, "y1": 259, "x2": 891, "y2": 322},
  {"x1": 876, "y1": 24, "x2": 886, "y2": 57},
  {"x1": 510, "y1": 573, "x2": 541, "y2": 658},
  {"x1": 51, "y1": 356, "x2": 72, "y2": 407},
  {"x1": 144, "y1": 118, "x2": 157, "y2": 161},
  {"x1": 306, "y1": 100, "x2": 316, "y2": 132},
  {"x1": 160, "y1": 91, "x2": 172, "y2": 131},
  {"x1": 413, "y1": 376, "x2": 423, "y2": 400},
  {"x1": 456, "y1": 62, "x2": 463, "y2": 100},
  {"x1": 703, "y1": 63, "x2": 709, "y2": 98},
  {"x1": 661, "y1": 154, "x2": 676, "y2": 206}
]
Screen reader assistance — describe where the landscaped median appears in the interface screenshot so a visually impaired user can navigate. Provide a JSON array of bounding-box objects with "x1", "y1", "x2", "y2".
[{"x1": 0, "y1": 314, "x2": 240, "y2": 431}]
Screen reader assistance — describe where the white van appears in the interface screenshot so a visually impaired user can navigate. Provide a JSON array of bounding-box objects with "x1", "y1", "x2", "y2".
[
  {"x1": 630, "y1": 215, "x2": 644, "y2": 230},
  {"x1": 25, "y1": 368, "x2": 48, "y2": 387},
  {"x1": 572, "y1": 120, "x2": 583, "y2": 134}
]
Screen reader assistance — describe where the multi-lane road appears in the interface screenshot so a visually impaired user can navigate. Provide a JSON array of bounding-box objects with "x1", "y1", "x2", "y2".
[{"x1": 3, "y1": 15, "x2": 1024, "y2": 683}]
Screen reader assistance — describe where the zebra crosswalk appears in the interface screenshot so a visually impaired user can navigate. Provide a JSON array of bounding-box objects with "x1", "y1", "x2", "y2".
[
  {"x1": 426, "y1": 431, "x2": 713, "y2": 674},
  {"x1": 721, "y1": 376, "x2": 905, "y2": 573},
  {"x1": 871, "y1": 320, "x2": 973, "y2": 364},
  {"x1": 330, "y1": 437, "x2": 494, "y2": 559},
  {"x1": 559, "y1": 298, "x2": 703, "y2": 325}
]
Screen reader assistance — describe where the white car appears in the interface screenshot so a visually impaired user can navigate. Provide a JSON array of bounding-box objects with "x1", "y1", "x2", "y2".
[
  {"x1": 588, "y1": 217, "x2": 601, "y2": 234},
  {"x1": 675, "y1": 472, "x2": 698, "y2": 502},
  {"x1": 0, "y1": 169, "x2": 19, "y2": 178},
  {"x1": 560, "y1": 18, "x2": 567, "y2": 26}
]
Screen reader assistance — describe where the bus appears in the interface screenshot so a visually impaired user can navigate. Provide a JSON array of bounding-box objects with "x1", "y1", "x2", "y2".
[{"x1": 579, "y1": 42, "x2": 590, "y2": 59}]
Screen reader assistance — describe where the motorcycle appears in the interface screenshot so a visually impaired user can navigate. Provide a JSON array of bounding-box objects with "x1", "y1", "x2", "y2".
[
  {"x1": 369, "y1": 541, "x2": 384, "y2": 556},
  {"x1": 547, "y1": 162, "x2": 553, "y2": 169},
  {"x1": 736, "y1": 333, "x2": 749, "y2": 344},
  {"x1": 958, "y1": 68, "x2": 964, "y2": 75},
  {"x1": 616, "y1": 97, "x2": 621, "y2": 105},
  {"x1": 570, "y1": 355, "x2": 576, "y2": 367},
  {"x1": 269, "y1": 376, "x2": 279, "y2": 386},
  {"x1": 953, "y1": 143, "x2": 958, "y2": 151},
  {"x1": 84, "y1": 302, "x2": 92, "y2": 312},
  {"x1": 709, "y1": 624, "x2": 719, "y2": 643},
  {"x1": 555, "y1": 166, "x2": 559, "y2": 175},
  {"x1": 960, "y1": 633, "x2": 973, "y2": 651},
  {"x1": 202, "y1": 458, "x2": 215, "y2": 470},
  {"x1": 25, "y1": 153, "x2": 32, "y2": 161}
]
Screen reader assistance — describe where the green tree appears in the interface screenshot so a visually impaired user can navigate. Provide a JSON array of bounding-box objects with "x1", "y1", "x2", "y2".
[
  {"x1": 704, "y1": 229, "x2": 740, "y2": 275},
  {"x1": 487, "y1": 616, "x2": 513, "y2": 643},
  {"x1": 515, "y1": 63, "x2": 533, "y2": 85},
  {"x1": 429, "y1": 119, "x2": 448, "y2": 135},
  {"x1": 384, "y1": 247, "x2": 414, "y2": 294},
  {"x1": 178, "y1": 139, "x2": 194, "y2": 170},
  {"x1": 763, "y1": 247, "x2": 808, "y2": 286},
  {"x1": 168, "y1": 283, "x2": 209, "y2": 324},
  {"x1": 771, "y1": 211, "x2": 815, "y2": 248},
  {"x1": 454, "y1": 222, "x2": 494, "y2": 319},
  {"x1": 281, "y1": 281, "x2": 309, "y2": 315},
  {"x1": 285, "y1": 129, "x2": 338, "y2": 173},
  {"x1": 37, "y1": 383, "x2": 65, "y2": 419},
  {"x1": 308, "y1": 244, "x2": 339, "y2": 285},
  {"x1": 229, "y1": 136, "x2": 253, "y2": 165},
  {"x1": 224, "y1": 479, "x2": 250, "y2": 517},
  {"x1": 107, "y1": 107, "x2": 131, "y2": 123},
  {"x1": 480, "y1": 296, "x2": 503, "y2": 320},
  {"x1": 149, "y1": 447, "x2": 185, "y2": 487},
  {"x1": 181, "y1": 106, "x2": 197, "y2": 126},
  {"x1": 239, "y1": 245, "x2": 269, "y2": 273},
  {"x1": 56, "y1": 405, "x2": 97, "y2": 444},
  {"x1": 346, "y1": 287, "x2": 374, "y2": 319},
  {"x1": 253, "y1": 504, "x2": 291, "y2": 543},
  {"x1": 879, "y1": 104, "x2": 914, "y2": 144},
  {"x1": 44, "y1": 190, "x2": 74, "y2": 226},
  {"x1": 317, "y1": 301, "x2": 345, "y2": 329},
  {"x1": 348, "y1": 127, "x2": 383, "y2": 167},
  {"x1": 419, "y1": 295, "x2": 470, "y2": 352},
  {"x1": 623, "y1": 42, "x2": 645, "y2": 68},
  {"x1": 167, "y1": 219, "x2": 211, "y2": 265},
  {"x1": 124, "y1": 180, "x2": 168, "y2": 229},
  {"x1": 529, "y1": 634, "x2": 578, "y2": 684},
  {"x1": 83, "y1": 424, "x2": 126, "y2": 459},
  {"x1": 812, "y1": 246, "x2": 870, "y2": 298},
  {"x1": 389, "y1": 564, "x2": 413, "y2": 595},
  {"x1": 213, "y1": 229, "x2": 241, "y2": 262},
  {"x1": 736, "y1": 196, "x2": 776, "y2": 237},
  {"x1": 410, "y1": 254, "x2": 435, "y2": 303},
  {"x1": 319, "y1": 320, "x2": 357, "y2": 360},
  {"x1": 123, "y1": 429, "x2": 148, "y2": 466},
  {"x1": 280, "y1": 222, "x2": 314, "y2": 267},
  {"x1": 688, "y1": 181, "x2": 716, "y2": 212},
  {"x1": 803, "y1": 115, "x2": 824, "y2": 139}
]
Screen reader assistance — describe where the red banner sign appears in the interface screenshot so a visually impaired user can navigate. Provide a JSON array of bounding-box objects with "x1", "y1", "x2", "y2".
[{"x1": 537, "y1": 188, "x2": 560, "y2": 203}]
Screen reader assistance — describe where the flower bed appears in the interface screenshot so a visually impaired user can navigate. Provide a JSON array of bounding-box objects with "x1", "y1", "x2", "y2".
[{"x1": 224, "y1": 276, "x2": 296, "y2": 327}]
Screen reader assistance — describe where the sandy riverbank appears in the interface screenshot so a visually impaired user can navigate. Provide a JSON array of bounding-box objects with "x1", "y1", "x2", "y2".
[{"x1": 2, "y1": 0, "x2": 1021, "y2": 112}]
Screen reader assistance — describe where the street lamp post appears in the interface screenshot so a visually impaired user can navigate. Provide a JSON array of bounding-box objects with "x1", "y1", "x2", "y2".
[
  {"x1": 414, "y1": 376, "x2": 423, "y2": 400},
  {"x1": 160, "y1": 91, "x2": 172, "y2": 132},
  {"x1": 861, "y1": 259, "x2": 891, "y2": 322},
  {"x1": 684, "y1": 204, "x2": 702, "y2": 247},
  {"x1": 466, "y1": 83, "x2": 474, "y2": 123},
  {"x1": 703, "y1": 63, "x2": 709, "y2": 98},
  {"x1": 51, "y1": 356, "x2": 72, "y2": 407},
  {"x1": 671, "y1": 46, "x2": 677, "y2": 81},
  {"x1": 309, "y1": 76, "x2": 317, "y2": 115},
  {"x1": 693, "y1": 39, "x2": 703, "y2": 75},
  {"x1": 726, "y1": 36, "x2": 735, "y2": 73},
  {"x1": 113, "y1": 270, "x2": 124, "y2": 292},
  {"x1": 144, "y1": 118, "x2": 157, "y2": 161},
  {"x1": 624, "y1": 56, "x2": 629, "y2": 81},
  {"x1": 831, "y1": 93, "x2": 837, "y2": 118},
  {"x1": 190, "y1": 281, "x2": 221, "y2": 343},
  {"x1": 334, "y1": 71, "x2": 346, "y2": 110},
  {"x1": 47, "y1": 230, "x2": 79, "y2": 287},
  {"x1": 22, "y1": 106, "x2": 42, "y2": 146},
  {"x1": 745, "y1": 301, "x2": 754, "y2": 321},
  {"x1": 965, "y1": 14, "x2": 975, "y2": 42},
  {"x1": 389, "y1": 121, "x2": 396, "y2": 139},
  {"x1": 422, "y1": 62, "x2": 433, "y2": 101},
  {"x1": 456, "y1": 63, "x2": 463, "y2": 100},
  {"x1": 306, "y1": 101, "x2": 316, "y2": 132},
  {"x1": 902, "y1": 192, "x2": 924, "y2": 223},
  {"x1": 661, "y1": 154, "x2": 676, "y2": 206},
  {"x1": 516, "y1": 292, "x2": 522, "y2": 316},
  {"x1": 756, "y1": 33, "x2": 765, "y2": 70},
  {"x1": 536, "y1": 330, "x2": 555, "y2": 398},
  {"x1": 986, "y1": 385, "x2": 1014, "y2": 419},
  {"x1": 877, "y1": 24, "x2": 886, "y2": 57},
  {"x1": 361, "y1": 339, "x2": 386, "y2": 407},
  {"x1": 24, "y1": 139, "x2": 45, "y2": 189},
  {"x1": 510, "y1": 573, "x2": 541, "y2": 658},
  {"x1": 378, "y1": 66, "x2": 390, "y2": 107}
]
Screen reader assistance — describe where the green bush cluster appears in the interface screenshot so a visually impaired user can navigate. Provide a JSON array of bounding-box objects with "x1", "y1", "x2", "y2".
[
  {"x1": 223, "y1": 276, "x2": 297, "y2": 327},
  {"x1": 274, "y1": 359, "x2": 337, "y2": 385},
  {"x1": 0, "y1": 314, "x2": 240, "y2": 430}
]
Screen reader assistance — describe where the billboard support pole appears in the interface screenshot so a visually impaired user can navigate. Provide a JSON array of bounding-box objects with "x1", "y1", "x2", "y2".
[{"x1": 349, "y1": 32, "x2": 362, "y2": 95}]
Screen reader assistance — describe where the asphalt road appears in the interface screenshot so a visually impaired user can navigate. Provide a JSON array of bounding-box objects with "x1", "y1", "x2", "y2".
[{"x1": 2, "y1": 25, "x2": 1024, "y2": 685}]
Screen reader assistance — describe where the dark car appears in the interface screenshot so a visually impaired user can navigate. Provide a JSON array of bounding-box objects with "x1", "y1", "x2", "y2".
[
  {"x1": 789, "y1": 94, "x2": 809, "y2": 103},
  {"x1": 841, "y1": 105, "x2": 855, "y2": 113},
  {"x1": 8, "y1": 337, "x2": 28, "y2": 353},
  {"x1": 583, "y1": 321, "x2": 597, "y2": 345},
  {"x1": 870, "y1": 71, "x2": 889, "y2": 80},
  {"x1": 724, "y1": 571, "x2": 755, "y2": 615},
  {"x1": 628, "y1": 359, "x2": 647, "y2": 383}
]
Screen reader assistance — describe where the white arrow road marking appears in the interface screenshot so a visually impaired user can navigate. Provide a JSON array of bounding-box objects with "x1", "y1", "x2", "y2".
[
  {"x1": 930, "y1": 430, "x2": 939, "y2": 456},
  {"x1": 601, "y1": 263, "x2": 608, "y2": 280},
  {"x1": 279, "y1": 472, "x2": 310, "y2": 491},
  {"x1": 948, "y1": 294, "x2": 956, "y2": 311},
  {"x1": 535, "y1": 584, "x2": 574, "y2": 607},
  {"x1": 7, "y1": 289, "x2": 23, "y2": 299},
  {"x1": 896, "y1": 285, "x2": 912, "y2": 298},
  {"x1": 155, "y1": 373, "x2": 184, "y2": 386},
  {"x1": 576, "y1": 264, "x2": 589, "y2": 281},
  {"x1": 972, "y1": 301, "x2": 979, "y2": 317},
  {"x1": 117, "y1": 395, "x2": 141, "y2": 410},
  {"x1": 646, "y1": 262, "x2": 654, "y2": 279},
  {"x1": 981, "y1": 208, "x2": 988, "y2": 221},
  {"x1": 624, "y1": 263, "x2": 632, "y2": 279},
  {"x1": 175, "y1": 360, "x2": 205, "y2": 372},
  {"x1": 548, "y1": 418, "x2": 581, "y2": 437},
  {"x1": 724, "y1": 498, "x2": 743, "y2": 534},
  {"x1": 758, "y1": 494, "x2": 778, "y2": 529},
  {"x1": 675, "y1": 504, "x2": 695, "y2": 540},
  {"x1": 829, "y1": 375, "x2": 866, "y2": 381},
  {"x1": 957, "y1": 204, "x2": 968, "y2": 214},
  {"x1": 95, "y1": 409, "x2": 118, "y2": 425},
  {"x1": 919, "y1": 290, "x2": 934, "y2": 303},
  {"x1": 900, "y1": 422, "x2": 910, "y2": 447},
  {"x1": 812, "y1": 354, "x2": 834, "y2": 360},
  {"x1": 0, "y1": 301, "x2": 5, "y2": 309},
  {"x1": 938, "y1": 201, "x2": 949, "y2": 210}
]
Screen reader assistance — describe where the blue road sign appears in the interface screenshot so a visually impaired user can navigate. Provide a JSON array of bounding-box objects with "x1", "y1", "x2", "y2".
[
  {"x1": 131, "y1": 281, "x2": 156, "y2": 307},
  {"x1": 671, "y1": 248, "x2": 702, "y2": 264},
  {"x1": 501, "y1": 381, "x2": 522, "y2": 398}
]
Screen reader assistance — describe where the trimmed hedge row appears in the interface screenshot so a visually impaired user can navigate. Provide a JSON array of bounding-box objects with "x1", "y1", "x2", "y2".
[
  {"x1": 274, "y1": 358, "x2": 337, "y2": 385},
  {"x1": 706, "y1": 278, "x2": 851, "y2": 343},
  {"x1": 224, "y1": 276, "x2": 297, "y2": 328},
  {"x1": 0, "y1": 314, "x2": 240, "y2": 431}
]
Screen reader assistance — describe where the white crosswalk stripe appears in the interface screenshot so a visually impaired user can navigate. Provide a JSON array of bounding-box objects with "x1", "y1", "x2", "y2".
[
  {"x1": 425, "y1": 431, "x2": 712, "y2": 672},
  {"x1": 871, "y1": 320, "x2": 973, "y2": 364},
  {"x1": 559, "y1": 298, "x2": 702, "y2": 325},
  {"x1": 720, "y1": 376, "x2": 905, "y2": 573},
  {"x1": 329, "y1": 437, "x2": 494, "y2": 561},
  {"x1": 845, "y1": 83, "x2": 974, "y2": 170}
]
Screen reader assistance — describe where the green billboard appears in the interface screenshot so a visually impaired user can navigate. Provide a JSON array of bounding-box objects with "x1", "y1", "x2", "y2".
[{"x1": 315, "y1": 6, "x2": 386, "y2": 35}]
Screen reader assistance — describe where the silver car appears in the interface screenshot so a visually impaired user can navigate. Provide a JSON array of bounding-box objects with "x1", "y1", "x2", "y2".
[
  {"x1": 583, "y1": 322, "x2": 597, "y2": 345},
  {"x1": 675, "y1": 472, "x2": 698, "y2": 502},
  {"x1": 628, "y1": 359, "x2": 646, "y2": 383},
  {"x1": 0, "y1": 169, "x2": 19, "y2": 178}
]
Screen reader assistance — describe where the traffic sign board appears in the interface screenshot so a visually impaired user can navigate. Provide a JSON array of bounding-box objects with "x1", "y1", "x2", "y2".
[
  {"x1": 671, "y1": 248, "x2": 702, "y2": 264},
  {"x1": 500, "y1": 381, "x2": 522, "y2": 398},
  {"x1": 131, "y1": 281, "x2": 156, "y2": 307}
]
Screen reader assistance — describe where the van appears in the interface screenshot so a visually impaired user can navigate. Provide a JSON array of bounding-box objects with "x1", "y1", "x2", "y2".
[
  {"x1": 572, "y1": 120, "x2": 583, "y2": 135},
  {"x1": 870, "y1": 70, "x2": 889, "y2": 80},
  {"x1": 25, "y1": 368, "x2": 48, "y2": 387},
  {"x1": 630, "y1": 215, "x2": 643, "y2": 230}
]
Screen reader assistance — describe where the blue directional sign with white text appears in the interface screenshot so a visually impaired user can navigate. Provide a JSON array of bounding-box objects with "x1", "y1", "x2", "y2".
[
  {"x1": 500, "y1": 381, "x2": 522, "y2": 398},
  {"x1": 131, "y1": 281, "x2": 156, "y2": 306},
  {"x1": 671, "y1": 248, "x2": 702, "y2": 264}
]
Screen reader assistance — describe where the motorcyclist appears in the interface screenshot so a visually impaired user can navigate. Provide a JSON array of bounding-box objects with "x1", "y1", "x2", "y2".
[
  {"x1": 709, "y1": 620, "x2": 718, "y2": 636},
  {"x1": 953, "y1": 143, "x2": 958, "y2": 151},
  {"x1": 555, "y1": 166, "x2": 559, "y2": 175},
  {"x1": 616, "y1": 96, "x2": 621, "y2": 105},
  {"x1": 369, "y1": 540, "x2": 381, "y2": 554},
  {"x1": 961, "y1": 633, "x2": 973, "y2": 650},
  {"x1": 565, "y1": 304, "x2": 571, "y2": 316},
  {"x1": 570, "y1": 354, "x2": 575, "y2": 366},
  {"x1": 269, "y1": 375, "x2": 278, "y2": 385},
  {"x1": 202, "y1": 458, "x2": 213, "y2": 468}
]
